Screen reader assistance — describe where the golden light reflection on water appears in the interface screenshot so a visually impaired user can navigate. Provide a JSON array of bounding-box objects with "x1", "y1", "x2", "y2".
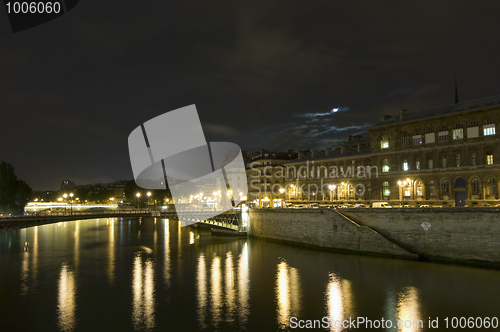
[
  {"x1": 108, "y1": 219, "x2": 115, "y2": 284},
  {"x1": 164, "y1": 220, "x2": 171, "y2": 286},
  {"x1": 197, "y1": 253, "x2": 207, "y2": 328},
  {"x1": 58, "y1": 264, "x2": 76, "y2": 332},
  {"x1": 238, "y1": 242, "x2": 250, "y2": 324},
  {"x1": 225, "y1": 251, "x2": 236, "y2": 322},
  {"x1": 211, "y1": 255, "x2": 223, "y2": 326},
  {"x1": 132, "y1": 253, "x2": 155, "y2": 331},
  {"x1": 276, "y1": 260, "x2": 301, "y2": 329},
  {"x1": 325, "y1": 274, "x2": 355, "y2": 332},
  {"x1": 196, "y1": 242, "x2": 250, "y2": 328},
  {"x1": 396, "y1": 287, "x2": 422, "y2": 332},
  {"x1": 189, "y1": 231, "x2": 195, "y2": 244}
]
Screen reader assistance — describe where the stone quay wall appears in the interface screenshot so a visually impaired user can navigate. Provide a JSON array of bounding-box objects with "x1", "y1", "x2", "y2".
[{"x1": 248, "y1": 208, "x2": 500, "y2": 267}]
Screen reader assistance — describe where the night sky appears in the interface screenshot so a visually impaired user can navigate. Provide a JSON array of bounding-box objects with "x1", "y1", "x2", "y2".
[{"x1": 2, "y1": 1, "x2": 500, "y2": 190}]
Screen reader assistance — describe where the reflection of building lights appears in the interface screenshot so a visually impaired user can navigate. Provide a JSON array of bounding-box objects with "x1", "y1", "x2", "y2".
[
  {"x1": 58, "y1": 264, "x2": 76, "y2": 332},
  {"x1": 189, "y1": 231, "x2": 195, "y2": 244},
  {"x1": 396, "y1": 287, "x2": 422, "y2": 332},
  {"x1": 276, "y1": 260, "x2": 301, "y2": 329}
]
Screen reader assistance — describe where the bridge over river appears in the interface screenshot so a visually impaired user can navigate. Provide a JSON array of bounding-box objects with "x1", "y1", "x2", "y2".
[{"x1": 0, "y1": 209, "x2": 246, "y2": 233}]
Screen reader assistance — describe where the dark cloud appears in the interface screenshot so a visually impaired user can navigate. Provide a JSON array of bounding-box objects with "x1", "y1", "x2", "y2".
[{"x1": 2, "y1": 1, "x2": 500, "y2": 189}]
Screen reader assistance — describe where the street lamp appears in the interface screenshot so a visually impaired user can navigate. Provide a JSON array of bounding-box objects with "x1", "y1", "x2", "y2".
[
  {"x1": 398, "y1": 181, "x2": 404, "y2": 206},
  {"x1": 63, "y1": 193, "x2": 68, "y2": 214},
  {"x1": 69, "y1": 193, "x2": 74, "y2": 214},
  {"x1": 147, "y1": 191, "x2": 152, "y2": 210},
  {"x1": 136, "y1": 192, "x2": 141, "y2": 210},
  {"x1": 329, "y1": 184, "x2": 336, "y2": 206}
]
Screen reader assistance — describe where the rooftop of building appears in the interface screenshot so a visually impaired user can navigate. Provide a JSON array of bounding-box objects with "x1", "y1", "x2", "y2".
[{"x1": 372, "y1": 94, "x2": 500, "y2": 128}]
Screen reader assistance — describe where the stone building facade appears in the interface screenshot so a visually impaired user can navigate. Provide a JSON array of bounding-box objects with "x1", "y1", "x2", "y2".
[{"x1": 246, "y1": 94, "x2": 500, "y2": 207}]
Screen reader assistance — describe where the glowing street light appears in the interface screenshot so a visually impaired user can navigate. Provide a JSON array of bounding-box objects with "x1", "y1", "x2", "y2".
[
  {"x1": 136, "y1": 192, "x2": 141, "y2": 209},
  {"x1": 329, "y1": 184, "x2": 336, "y2": 205}
]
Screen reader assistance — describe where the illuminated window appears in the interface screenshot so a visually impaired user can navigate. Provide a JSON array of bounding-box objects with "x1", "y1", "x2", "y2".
[
  {"x1": 441, "y1": 156, "x2": 446, "y2": 168},
  {"x1": 382, "y1": 159, "x2": 389, "y2": 173},
  {"x1": 456, "y1": 154, "x2": 461, "y2": 167},
  {"x1": 452, "y1": 124, "x2": 463, "y2": 140},
  {"x1": 382, "y1": 181, "x2": 390, "y2": 197},
  {"x1": 415, "y1": 159, "x2": 420, "y2": 170},
  {"x1": 483, "y1": 119, "x2": 495, "y2": 136},
  {"x1": 416, "y1": 181, "x2": 423, "y2": 197},
  {"x1": 402, "y1": 160, "x2": 409, "y2": 171},
  {"x1": 428, "y1": 159, "x2": 433, "y2": 169},
  {"x1": 401, "y1": 132, "x2": 410, "y2": 146},
  {"x1": 487, "y1": 154, "x2": 494, "y2": 165},
  {"x1": 425, "y1": 128, "x2": 435, "y2": 144},
  {"x1": 471, "y1": 153, "x2": 476, "y2": 166},
  {"x1": 380, "y1": 136, "x2": 389, "y2": 149}
]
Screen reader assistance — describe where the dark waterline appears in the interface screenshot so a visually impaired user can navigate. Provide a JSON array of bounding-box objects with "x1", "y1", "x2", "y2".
[{"x1": 0, "y1": 217, "x2": 499, "y2": 331}]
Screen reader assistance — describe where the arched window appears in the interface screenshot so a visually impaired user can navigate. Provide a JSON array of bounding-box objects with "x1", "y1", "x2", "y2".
[
  {"x1": 452, "y1": 124, "x2": 464, "y2": 139},
  {"x1": 425, "y1": 128, "x2": 435, "y2": 144},
  {"x1": 416, "y1": 181, "x2": 423, "y2": 197},
  {"x1": 467, "y1": 121, "x2": 480, "y2": 138},
  {"x1": 487, "y1": 178, "x2": 497, "y2": 197},
  {"x1": 438, "y1": 126, "x2": 449, "y2": 141},
  {"x1": 382, "y1": 181, "x2": 390, "y2": 197},
  {"x1": 380, "y1": 135, "x2": 389, "y2": 149},
  {"x1": 429, "y1": 181, "x2": 436, "y2": 197},
  {"x1": 412, "y1": 130, "x2": 423, "y2": 145},
  {"x1": 442, "y1": 180, "x2": 449, "y2": 195},
  {"x1": 382, "y1": 159, "x2": 389, "y2": 173},
  {"x1": 472, "y1": 179, "x2": 480, "y2": 195},
  {"x1": 401, "y1": 132, "x2": 410, "y2": 146},
  {"x1": 483, "y1": 119, "x2": 496, "y2": 136}
]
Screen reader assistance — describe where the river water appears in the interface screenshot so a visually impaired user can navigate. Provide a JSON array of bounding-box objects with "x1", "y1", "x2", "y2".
[{"x1": 0, "y1": 217, "x2": 499, "y2": 331}]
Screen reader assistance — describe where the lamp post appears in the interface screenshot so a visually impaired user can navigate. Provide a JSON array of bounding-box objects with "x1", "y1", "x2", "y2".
[
  {"x1": 69, "y1": 193, "x2": 74, "y2": 214},
  {"x1": 147, "y1": 191, "x2": 152, "y2": 211},
  {"x1": 398, "y1": 181, "x2": 404, "y2": 206},
  {"x1": 329, "y1": 184, "x2": 336, "y2": 206},
  {"x1": 136, "y1": 192, "x2": 141, "y2": 210},
  {"x1": 279, "y1": 188, "x2": 285, "y2": 208},
  {"x1": 63, "y1": 193, "x2": 68, "y2": 214}
]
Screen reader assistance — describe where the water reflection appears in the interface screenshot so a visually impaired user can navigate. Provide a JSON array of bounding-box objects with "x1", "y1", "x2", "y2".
[
  {"x1": 325, "y1": 274, "x2": 355, "y2": 332},
  {"x1": 396, "y1": 287, "x2": 422, "y2": 332},
  {"x1": 58, "y1": 264, "x2": 76, "y2": 332},
  {"x1": 197, "y1": 253, "x2": 208, "y2": 328},
  {"x1": 238, "y1": 242, "x2": 250, "y2": 324},
  {"x1": 210, "y1": 255, "x2": 223, "y2": 326},
  {"x1": 20, "y1": 227, "x2": 39, "y2": 296},
  {"x1": 196, "y1": 242, "x2": 250, "y2": 328},
  {"x1": 225, "y1": 251, "x2": 236, "y2": 322},
  {"x1": 132, "y1": 253, "x2": 155, "y2": 331},
  {"x1": 164, "y1": 220, "x2": 171, "y2": 286},
  {"x1": 276, "y1": 260, "x2": 301, "y2": 328},
  {"x1": 108, "y1": 219, "x2": 115, "y2": 284}
]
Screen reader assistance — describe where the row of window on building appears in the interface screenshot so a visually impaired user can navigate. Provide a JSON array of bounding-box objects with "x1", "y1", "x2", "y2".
[
  {"x1": 380, "y1": 119, "x2": 496, "y2": 148},
  {"x1": 382, "y1": 153, "x2": 494, "y2": 173},
  {"x1": 381, "y1": 178, "x2": 497, "y2": 197}
]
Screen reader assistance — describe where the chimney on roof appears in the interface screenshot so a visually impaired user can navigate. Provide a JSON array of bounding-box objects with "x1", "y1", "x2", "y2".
[
  {"x1": 311, "y1": 150, "x2": 317, "y2": 158},
  {"x1": 399, "y1": 109, "x2": 408, "y2": 119},
  {"x1": 325, "y1": 148, "x2": 331, "y2": 156},
  {"x1": 382, "y1": 115, "x2": 392, "y2": 121},
  {"x1": 298, "y1": 151, "x2": 303, "y2": 159}
]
